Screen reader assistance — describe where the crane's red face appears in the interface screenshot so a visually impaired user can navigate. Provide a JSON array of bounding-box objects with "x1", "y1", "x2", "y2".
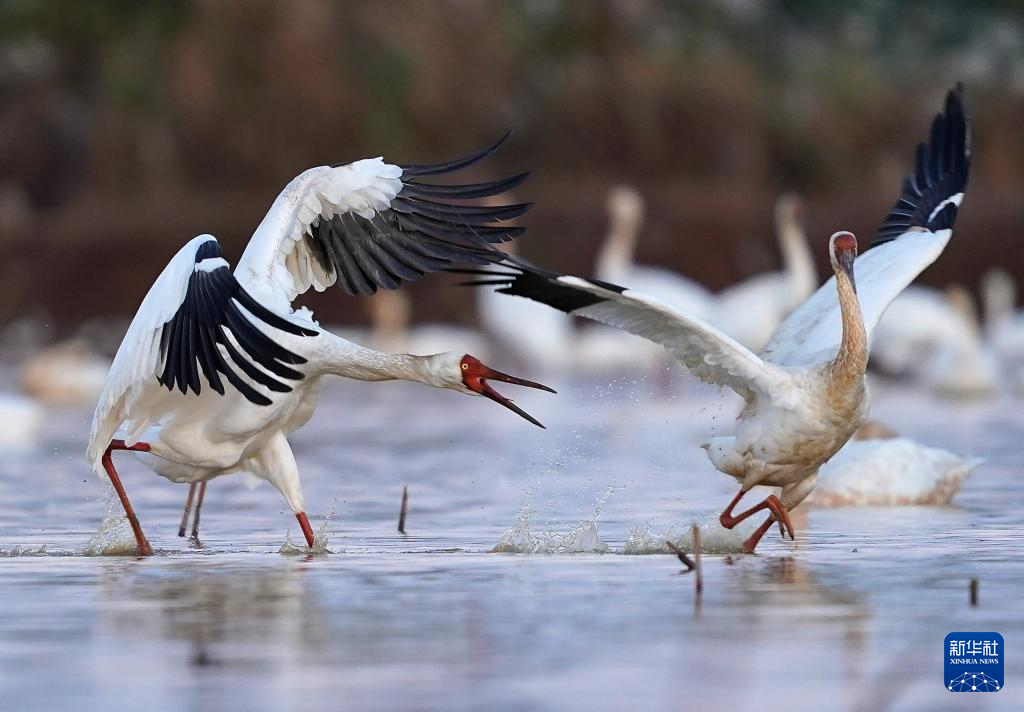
[
  {"x1": 831, "y1": 231, "x2": 858, "y2": 292},
  {"x1": 460, "y1": 355, "x2": 555, "y2": 428}
]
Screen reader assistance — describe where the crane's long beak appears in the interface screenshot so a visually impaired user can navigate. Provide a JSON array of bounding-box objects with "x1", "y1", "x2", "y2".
[
  {"x1": 831, "y1": 231, "x2": 858, "y2": 293},
  {"x1": 465, "y1": 361, "x2": 555, "y2": 428},
  {"x1": 838, "y1": 249, "x2": 857, "y2": 293}
]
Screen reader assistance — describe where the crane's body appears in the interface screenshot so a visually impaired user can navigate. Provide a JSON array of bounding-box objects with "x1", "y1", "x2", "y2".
[
  {"x1": 88, "y1": 136, "x2": 553, "y2": 554},
  {"x1": 704, "y1": 365, "x2": 869, "y2": 495},
  {"x1": 465, "y1": 87, "x2": 969, "y2": 552}
]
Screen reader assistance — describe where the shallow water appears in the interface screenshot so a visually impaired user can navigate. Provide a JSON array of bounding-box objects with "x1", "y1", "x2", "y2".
[{"x1": 1, "y1": 373, "x2": 1022, "y2": 710}]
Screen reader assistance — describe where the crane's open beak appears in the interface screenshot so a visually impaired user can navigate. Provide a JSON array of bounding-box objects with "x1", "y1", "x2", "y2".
[{"x1": 461, "y1": 356, "x2": 555, "y2": 428}]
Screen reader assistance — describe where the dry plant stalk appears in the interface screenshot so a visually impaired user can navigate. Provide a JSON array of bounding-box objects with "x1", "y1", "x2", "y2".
[
  {"x1": 398, "y1": 485, "x2": 409, "y2": 533},
  {"x1": 665, "y1": 540, "x2": 695, "y2": 571}
]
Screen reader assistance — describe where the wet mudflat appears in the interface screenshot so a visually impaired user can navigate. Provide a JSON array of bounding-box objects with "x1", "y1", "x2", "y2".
[{"x1": 1, "y1": 373, "x2": 1022, "y2": 711}]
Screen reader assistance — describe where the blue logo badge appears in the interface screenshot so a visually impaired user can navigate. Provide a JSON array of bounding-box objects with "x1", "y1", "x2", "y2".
[{"x1": 945, "y1": 632, "x2": 1003, "y2": 692}]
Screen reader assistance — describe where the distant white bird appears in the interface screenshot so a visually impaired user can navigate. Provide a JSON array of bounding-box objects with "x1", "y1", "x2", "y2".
[
  {"x1": 577, "y1": 186, "x2": 714, "y2": 373},
  {"x1": 811, "y1": 437, "x2": 980, "y2": 507},
  {"x1": 870, "y1": 286, "x2": 967, "y2": 375},
  {"x1": 466, "y1": 88, "x2": 969, "y2": 552},
  {"x1": 0, "y1": 393, "x2": 43, "y2": 450},
  {"x1": 713, "y1": 194, "x2": 818, "y2": 351},
  {"x1": 982, "y1": 268, "x2": 1024, "y2": 364},
  {"x1": 21, "y1": 340, "x2": 111, "y2": 407},
  {"x1": 596, "y1": 186, "x2": 715, "y2": 319},
  {"x1": 87, "y1": 136, "x2": 554, "y2": 555},
  {"x1": 922, "y1": 286, "x2": 998, "y2": 398},
  {"x1": 366, "y1": 289, "x2": 490, "y2": 359},
  {"x1": 476, "y1": 240, "x2": 574, "y2": 373}
]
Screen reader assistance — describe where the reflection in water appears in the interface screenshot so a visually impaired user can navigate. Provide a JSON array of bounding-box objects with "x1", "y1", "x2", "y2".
[
  {"x1": 0, "y1": 378, "x2": 1022, "y2": 710},
  {"x1": 707, "y1": 557, "x2": 871, "y2": 703},
  {"x1": 104, "y1": 561, "x2": 324, "y2": 671}
]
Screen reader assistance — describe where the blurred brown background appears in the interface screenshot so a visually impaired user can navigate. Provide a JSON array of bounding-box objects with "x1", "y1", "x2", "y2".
[{"x1": 2, "y1": 0, "x2": 1023, "y2": 337}]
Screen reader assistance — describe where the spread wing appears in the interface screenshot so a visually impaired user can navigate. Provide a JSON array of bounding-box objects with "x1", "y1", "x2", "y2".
[
  {"x1": 87, "y1": 235, "x2": 316, "y2": 472},
  {"x1": 233, "y1": 133, "x2": 530, "y2": 308},
  {"x1": 762, "y1": 86, "x2": 970, "y2": 367},
  {"x1": 460, "y1": 259, "x2": 791, "y2": 401}
]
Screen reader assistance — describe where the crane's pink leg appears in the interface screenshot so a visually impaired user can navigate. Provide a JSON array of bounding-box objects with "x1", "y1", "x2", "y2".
[
  {"x1": 719, "y1": 488, "x2": 795, "y2": 548},
  {"x1": 742, "y1": 517, "x2": 776, "y2": 554},
  {"x1": 189, "y1": 482, "x2": 207, "y2": 544},
  {"x1": 178, "y1": 483, "x2": 197, "y2": 537},
  {"x1": 295, "y1": 513, "x2": 315, "y2": 549},
  {"x1": 102, "y1": 439, "x2": 154, "y2": 556}
]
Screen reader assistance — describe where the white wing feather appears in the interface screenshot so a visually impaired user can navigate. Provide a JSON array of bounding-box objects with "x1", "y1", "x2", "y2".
[
  {"x1": 560, "y1": 277, "x2": 791, "y2": 400},
  {"x1": 761, "y1": 227, "x2": 952, "y2": 367},
  {"x1": 86, "y1": 235, "x2": 215, "y2": 473},
  {"x1": 233, "y1": 159, "x2": 403, "y2": 309}
]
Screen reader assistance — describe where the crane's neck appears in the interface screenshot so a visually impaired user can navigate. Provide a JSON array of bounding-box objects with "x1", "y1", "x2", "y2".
[
  {"x1": 982, "y1": 271, "x2": 1016, "y2": 330},
  {"x1": 829, "y1": 269, "x2": 868, "y2": 385},
  {"x1": 596, "y1": 212, "x2": 639, "y2": 280},
  {"x1": 947, "y1": 287, "x2": 983, "y2": 341},
  {"x1": 777, "y1": 212, "x2": 817, "y2": 303},
  {"x1": 315, "y1": 333, "x2": 454, "y2": 388}
]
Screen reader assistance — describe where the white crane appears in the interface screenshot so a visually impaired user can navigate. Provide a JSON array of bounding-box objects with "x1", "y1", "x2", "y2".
[
  {"x1": 982, "y1": 268, "x2": 1024, "y2": 364},
  {"x1": 921, "y1": 285, "x2": 998, "y2": 398},
  {"x1": 574, "y1": 186, "x2": 715, "y2": 374},
  {"x1": 465, "y1": 87, "x2": 969, "y2": 552},
  {"x1": 476, "y1": 240, "x2": 574, "y2": 373},
  {"x1": 87, "y1": 136, "x2": 554, "y2": 555},
  {"x1": 596, "y1": 185, "x2": 716, "y2": 319},
  {"x1": 811, "y1": 435, "x2": 980, "y2": 507},
  {"x1": 365, "y1": 289, "x2": 491, "y2": 358},
  {"x1": 712, "y1": 194, "x2": 818, "y2": 352},
  {"x1": 870, "y1": 285, "x2": 970, "y2": 374}
]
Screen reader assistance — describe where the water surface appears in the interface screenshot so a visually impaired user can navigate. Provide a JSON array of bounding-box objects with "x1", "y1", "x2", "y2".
[{"x1": 1, "y1": 374, "x2": 1021, "y2": 710}]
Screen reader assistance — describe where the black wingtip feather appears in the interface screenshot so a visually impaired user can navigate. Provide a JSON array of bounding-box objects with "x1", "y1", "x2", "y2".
[
  {"x1": 398, "y1": 131, "x2": 513, "y2": 176},
  {"x1": 400, "y1": 172, "x2": 530, "y2": 200},
  {"x1": 456, "y1": 257, "x2": 625, "y2": 314},
  {"x1": 158, "y1": 240, "x2": 315, "y2": 407},
  {"x1": 871, "y1": 84, "x2": 970, "y2": 247},
  {"x1": 311, "y1": 138, "x2": 529, "y2": 295}
]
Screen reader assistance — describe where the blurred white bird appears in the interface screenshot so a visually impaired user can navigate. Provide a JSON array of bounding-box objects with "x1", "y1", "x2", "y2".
[
  {"x1": 579, "y1": 186, "x2": 713, "y2": 374},
  {"x1": 87, "y1": 136, "x2": 554, "y2": 555},
  {"x1": 870, "y1": 286, "x2": 965, "y2": 375},
  {"x1": 467, "y1": 87, "x2": 970, "y2": 552},
  {"x1": 596, "y1": 186, "x2": 715, "y2": 318},
  {"x1": 922, "y1": 286, "x2": 998, "y2": 398},
  {"x1": 475, "y1": 240, "x2": 573, "y2": 373},
  {"x1": 811, "y1": 436, "x2": 980, "y2": 507},
  {"x1": 21, "y1": 340, "x2": 111, "y2": 407},
  {"x1": 0, "y1": 393, "x2": 43, "y2": 450},
  {"x1": 366, "y1": 289, "x2": 490, "y2": 359},
  {"x1": 982, "y1": 268, "x2": 1024, "y2": 364},
  {"x1": 713, "y1": 194, "x2": 818, "y2": 351}
]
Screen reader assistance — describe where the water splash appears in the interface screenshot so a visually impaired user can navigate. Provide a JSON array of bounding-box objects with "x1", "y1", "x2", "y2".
[
  {"x1": 622, "y1": 515, "x2": 749, "y2": 555},
  {"x1": 493, "y1": 487, "x2": 614, "y2": 554},
  {"x1": 278, "y1": 506, "x2": 335, "y2": 555},
  {"x1": 0, "y1": 544, "x2": 48, "y2": 557},
  {"x1": 83, "y1": 488, "x2": 143, "y2": 556}
]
